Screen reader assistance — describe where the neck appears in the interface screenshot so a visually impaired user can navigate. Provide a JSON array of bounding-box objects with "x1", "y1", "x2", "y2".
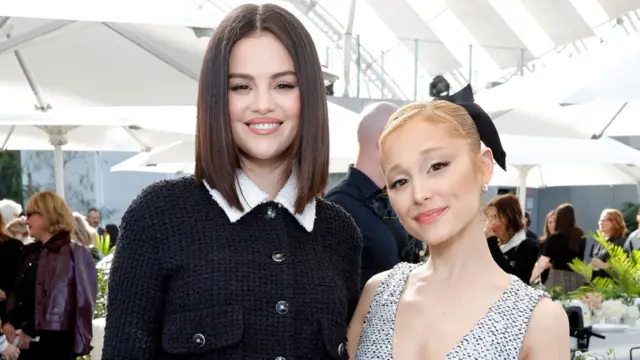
[
  {"x1": 242, "y1": 158, "x2": 291, "y2": 199},
  {"x1": 354, "y1": 151, "x2": 383, "y2": 188},
  {"x1": 424, "y1": 216, "x2": 502, "y2": 281},
  {"x1": 39, "y1": 232, "x2": 54, "y2": 243}
]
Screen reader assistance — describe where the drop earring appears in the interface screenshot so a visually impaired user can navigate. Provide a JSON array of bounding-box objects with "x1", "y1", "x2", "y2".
[{"x1": 481, "y1": 184, "x2": 489, "y2": 192}]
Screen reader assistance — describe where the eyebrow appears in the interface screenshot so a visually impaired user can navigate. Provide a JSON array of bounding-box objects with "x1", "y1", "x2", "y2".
[
  {"x1": 386, "y1": 146, "x2": 446, "y2": 175},
  {"x1": 228, "y1": 70, "x2": 296, "y2": 80}
]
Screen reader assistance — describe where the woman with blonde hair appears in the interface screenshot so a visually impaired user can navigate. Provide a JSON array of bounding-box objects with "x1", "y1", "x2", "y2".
[
  {"x1": 590, "y1": 208, "x2": 627, "y2": 279},
  {"x1": 4, "y1": 217, "x2": 30, "y2": 244},
  {"x1": 348, "y1": 100, "x2": 568, "y2": 359},
  {"x1": 71, "y1": 212, "x2": 102, "y2": 263},
  {"x1": 538, "y1": 210, "x2": 555, "y2": 284},
  {"x1": 2, "y1": 191, "x2": 97, "y2": 360}
]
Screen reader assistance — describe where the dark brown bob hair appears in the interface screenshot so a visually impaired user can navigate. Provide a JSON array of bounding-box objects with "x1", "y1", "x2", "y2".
[
  {"x1": 484, "y1": 193, "x2": 525, "y2": 242},
  {"x1": 194, "y1": 3, "x2": 329, "y2": 214}
]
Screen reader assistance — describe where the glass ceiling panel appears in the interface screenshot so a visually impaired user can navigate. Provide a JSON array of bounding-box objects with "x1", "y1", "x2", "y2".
[
  {"x1": 568, "y1": 0, "x2": 610, "y2": 38},
  {"x1": 407, "y1": 0, "x2": 500, "y2": 85},
  {"x1": 318, "y1": 0, "x2": 417, "y2": 98},
  {"x1": 487, "y1": 0, "x2": 555, "y2": 57}
]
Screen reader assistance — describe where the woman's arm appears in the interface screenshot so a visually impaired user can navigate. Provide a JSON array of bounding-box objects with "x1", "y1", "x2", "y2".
[
  {"x1": 102, "y1": 187, "x2": 166, "y2": 360},
  {"x1": 344, "y1": 222, "x2": 363, "y2": 323},
  {"x1": 529, "y1": 256, "x2": 551, "y2": 284},
  {"x1": 346, "y1": 272, "x2": 386, "y2": 360},
  {"x1": 512, "y1": 241, "x2": 540, "y2": 284},
  {"x1": 72, "y1": 244, "x2": 99, "y2": 355},
  {"x1": 520, "y1": 298, "x2": 569, "y2": 360}
]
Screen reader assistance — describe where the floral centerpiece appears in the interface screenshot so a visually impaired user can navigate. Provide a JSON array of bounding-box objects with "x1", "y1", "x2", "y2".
[
  {"x1": 568, "y1": 231, "x2": 640, "y2": 325},
  {"x1": 573, "y1": 349, "x2": 614, "y2": 360}
]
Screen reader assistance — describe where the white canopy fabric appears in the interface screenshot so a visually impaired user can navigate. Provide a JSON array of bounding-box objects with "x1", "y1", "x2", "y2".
[
  {"x1": 1, "y1": 0, "x2": 218, "y2": 27},
  {"x1": 491, "y1": 164, "x2": 640, "y2": 188},
  {"x1": 0, "y1": 15, "x2": 339, "y2": 111},
  {"x1": 111, "y1": 102, "x2": 360, "y2": 174},
  {"x1": 488, "y1": 105, "x2": 590, "y2": 138},
  {"x1": 475, "y1": 33, "x2": 640, "y2": 110},
  {"x1": 558, "y1": 102, "x2": 640, "y2": 138},
  {"x1": 490, "y1": 134, "x2": 640, "y2": 210},
  {"x1": 0, "y1": 107, "x2": 194, "y2": 198}
]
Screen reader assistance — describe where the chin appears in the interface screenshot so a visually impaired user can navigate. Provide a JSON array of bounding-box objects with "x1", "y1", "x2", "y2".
[{"x1": 242, "y1": 147, "x2": 289, "y2": 162}]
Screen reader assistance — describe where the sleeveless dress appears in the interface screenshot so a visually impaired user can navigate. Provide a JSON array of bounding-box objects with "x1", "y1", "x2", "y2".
[{"x1": 356, "y1": 262, "x2": 547, "y2": 360}]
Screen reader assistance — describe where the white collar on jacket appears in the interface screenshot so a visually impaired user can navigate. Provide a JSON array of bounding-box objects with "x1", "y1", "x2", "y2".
[
  {"x1": 204, "y1": 170, "x2": 316, "y2": 232},
  {"x1": 500, "y1": 229, "x2": 527, "y2": 253}
]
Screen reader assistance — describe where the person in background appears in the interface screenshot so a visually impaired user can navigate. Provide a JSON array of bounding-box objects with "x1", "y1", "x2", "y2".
[
  {"x1": 104, "y1": 223, "x2": 119, "y2": 249},
  {"x1": 71, "y1": 212, "x2": 102, "y2": 263},
  {"x1": 102, "y1": 4, "x2": 361, "y2": 359},
  {"x1": 326, "y1": 102, "x2": 421, "y2": 287},
  {"x1": 523, "y1": 211, "x2": 537, "y2": 239},
  {"x1": 0, "y1": 200, "x2": 22, "y2": 225},
  {"x1": 2, "y1": 192, "x2": 97, "y2": 360},
  {"x1": 87, "y1": 208, "x2": 104, "y2": 235},
  {"x1": 623, "y1": 207, "x2": 640, "y2": 252},
  {"x1": 3, "y1": 218, "x2": 31, "y2": 244},
  {"x1": 590, "y1": 208, "x2": 627, "y2": 279},
  {"x1": 0, "y1": 214, "x2": 24, "y2": 321},
  {"x1": 538, "y1": 210, "x2": 556, "y2": 284},
  {"x1": 0, "y1": 321, "x2": 20, "y2": 360},
  {"x1": 484, "y1": 194, "x2": 540, "y2": 284},
  {"x1": 530, "y1": 203, "x2": 586, "y2": 292}
]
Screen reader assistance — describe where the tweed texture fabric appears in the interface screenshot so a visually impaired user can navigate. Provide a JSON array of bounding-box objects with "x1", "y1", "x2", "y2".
[
  {"x1": 356, "y1": 263, "x2": 546, "y2": 359},
  {"x1": 101, "y1": 176, "x2": 362, "y2": 360}
]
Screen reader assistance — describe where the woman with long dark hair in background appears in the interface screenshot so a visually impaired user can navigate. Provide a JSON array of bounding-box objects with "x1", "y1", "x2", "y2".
[{"x1": 530, "y1": 203, "x2": 586, "y2": 292}]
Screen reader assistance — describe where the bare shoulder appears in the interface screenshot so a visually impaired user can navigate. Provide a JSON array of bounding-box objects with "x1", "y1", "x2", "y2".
[
  {"x1": 520, "y1": 297, "x2": 570, "y2": 360},
  {"x1": 346, "y1": 271, "x2": 389, "y2": 358}
]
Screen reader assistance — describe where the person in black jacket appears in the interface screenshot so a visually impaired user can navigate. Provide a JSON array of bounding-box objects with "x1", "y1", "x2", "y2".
[
  {"x1": 590, "y1": 208, "x2": 627, "y2": 279},
  {"x1": 0, "y1": 213, "x2": 24, "y2": 322},
  {"x1": 102, "y1": 4, "x2": 362, "y2": 360},
  {"x1": 326, "y1": 102, "x2": 422, "y2": 287},
  {"x1": 484, "y1": 194, "x2": 540, "y2": 284}
]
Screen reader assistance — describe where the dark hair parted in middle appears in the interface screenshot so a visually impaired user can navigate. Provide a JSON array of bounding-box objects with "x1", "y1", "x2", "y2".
[
  {"x1": 194, "y1": 3, "x2": 329, "y2": 214},
  {"x1": 484, "y1": 193, "x2": 525, "y2": 241}
]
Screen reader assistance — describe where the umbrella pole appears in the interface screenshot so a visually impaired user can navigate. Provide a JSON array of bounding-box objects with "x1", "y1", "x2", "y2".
[
  {"x1": 53, "y1": 145, "x2": 65, "y2": 199},
  {"x1": 516, "y1": 166, "x2": 532, "y2": 214}
]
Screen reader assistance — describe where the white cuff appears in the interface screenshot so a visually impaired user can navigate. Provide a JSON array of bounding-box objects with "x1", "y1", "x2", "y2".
[{"x1": 0, "y1": 334, "x2": 8, "y2": 352}]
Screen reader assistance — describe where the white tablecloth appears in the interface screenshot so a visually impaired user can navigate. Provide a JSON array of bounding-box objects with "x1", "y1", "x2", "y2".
[
  {"x1": 589, "y1": 328, "x2": 640, "y2": 360},
  {"x1": 91, "y1": 318, "x2": 106, "y2": 360}
]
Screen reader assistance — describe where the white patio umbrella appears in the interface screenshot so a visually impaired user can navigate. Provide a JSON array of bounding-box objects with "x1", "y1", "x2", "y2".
[
  {"x1": 0, "y1": 106, "x2": 194, "y2": 198},
  {"x1": 490, "y1": 135, "x2": 640, "y2": 210},
  {"x1": 557, "y1": 102, "x2": 640, "y2": 138},
  {"x1": 111, "y1": 102, "x2": 360, "y2": 174},
  {"x1": 475, "y1": 33, "x2": 640, "y2": 109},
  {"x1": 487, "y1": 105, "x2": 590, "y2": 138},
  {"x1": 0, "y1": 15, "x2": 340, "y2": 111}
]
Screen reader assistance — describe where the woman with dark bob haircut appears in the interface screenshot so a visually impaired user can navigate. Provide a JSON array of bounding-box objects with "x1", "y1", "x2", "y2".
[
  {"x1": 484, "y1": 194, "x2": 540, "y2": 284},
  {"x1": 102, "y1": 3, "x2": 362, "y2": 360}
]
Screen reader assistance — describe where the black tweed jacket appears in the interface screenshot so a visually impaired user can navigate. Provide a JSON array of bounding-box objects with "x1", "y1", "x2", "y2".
[{"x1": 101, "y1": 176, "x2": 362, "y2": 360}]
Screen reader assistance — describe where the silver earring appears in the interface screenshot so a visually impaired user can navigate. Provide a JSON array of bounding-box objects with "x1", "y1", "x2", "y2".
[{"x1": 481, "y1": 184, "x2": 488, "y2": 192}]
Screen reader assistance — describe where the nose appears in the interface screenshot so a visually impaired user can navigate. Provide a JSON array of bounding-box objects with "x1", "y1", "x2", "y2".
[
  {"x1": 252, "y1": 87, "x2": 275, "y2": 115},
  {"x1": 411, "y1": 178, "x2": 432, "y2": 204}
]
